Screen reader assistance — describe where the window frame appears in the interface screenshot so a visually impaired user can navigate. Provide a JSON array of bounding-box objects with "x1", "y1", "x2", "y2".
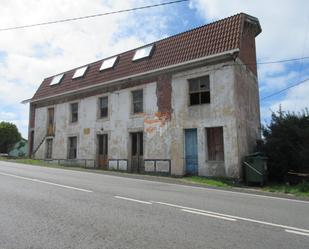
[
  {"x1": 70, "y1": 102, "x2": 79, "y2": 123},
  {"x1": 131, "y1": 89, "x2": 144, "y2": 114},
  {"x1": 98, "y1": 95, "x2": 109, "y2": 119},
  {"x1": 188, "y1": 75, "x2": 210, "y2": 106}
]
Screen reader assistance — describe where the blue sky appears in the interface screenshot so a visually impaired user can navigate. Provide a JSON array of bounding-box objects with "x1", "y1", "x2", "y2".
[{"x1": 0, "y1": 0, "x2": 308, "y2": 138}]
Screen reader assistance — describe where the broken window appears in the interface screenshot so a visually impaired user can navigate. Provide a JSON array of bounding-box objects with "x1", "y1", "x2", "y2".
[
  {"x1": 99, "y1": 96, "x2": 108, "y2": 118},
  {"x1": 188, "y1": 76, "x2": 210, "y2": 105},
  {"x1": 132, "y1": 89, "x2": 143, "y2": 114},
  {"x1": 45, "y1": 138, "x2": 53, "y2": 159},
  {"x1": 70, "y1": 103, "x2": 78, "y2": 123},
  {"x1": 68, "y1": 136, "x2": 77, "y2": 159},
  {"x1": 206, "y1": 127, "x2": 224, "y2": 161}
]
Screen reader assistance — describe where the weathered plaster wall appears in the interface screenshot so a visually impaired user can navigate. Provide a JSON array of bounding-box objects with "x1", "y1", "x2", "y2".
[
  {"x1": 234, "y1": 60, "x2": 261, "y2": 178},
  {"x1": 33, "y1": 81, "x2": 172, "y2": 171},
  {"x1": 171, "y1": 63, "x2": 240, "y2": 178}
]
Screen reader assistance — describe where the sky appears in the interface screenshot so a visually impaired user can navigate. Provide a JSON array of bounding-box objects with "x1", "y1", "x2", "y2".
[{"x1": 0, "y1": 0, "x2": 308, "y2": 138}]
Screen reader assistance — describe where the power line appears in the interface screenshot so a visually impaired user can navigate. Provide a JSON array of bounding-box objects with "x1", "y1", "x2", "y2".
[
  {"x1": 261, "y1": 78, "x2": 309, "y2": 101},
  {"x1": 0, "y1": 0, "x2": 189, "y2": 32},
  {"x1": 256, "y1": 56, "x2": 309, "y2": 65}
]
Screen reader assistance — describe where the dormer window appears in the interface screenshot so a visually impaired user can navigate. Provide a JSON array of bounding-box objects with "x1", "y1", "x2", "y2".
[
  {"x1": 100, "y1": 56, "x2": 118, "y2": 71},
  {"x1": 132, "y1": 44, "x2": 154, "y2": 61},
  {"x1": 50, "y1": 74, "x2": 64, "y2": 85},
  {"x1": 72, "y1": 66, "x2": 88, "y2": 79}
]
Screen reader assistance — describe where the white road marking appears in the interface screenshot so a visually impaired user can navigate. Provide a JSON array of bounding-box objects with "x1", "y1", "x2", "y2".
[
  {"x1": 114, "y1": 196, "x2": 152, "y2": 204},
  {"x1": 155, "y1": 201, "x2": 309, "y2": 233},
  {"x1": 181, "y1": 209, "x2": 236, "y2": 221},
  {"x1": 0, "y1": 172, "x2": 93, "y2": 193},
  {"x1": 285, "y1": 229, "x2": 309, "y2": 237},
  {"x1": 1, "y1": 161, "x2": 308, "y2": 204}
]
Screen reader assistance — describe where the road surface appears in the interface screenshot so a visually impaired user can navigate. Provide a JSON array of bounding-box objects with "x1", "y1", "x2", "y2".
[{"x1": 0, "y1": 161, "x2": 308, "y2": 249}]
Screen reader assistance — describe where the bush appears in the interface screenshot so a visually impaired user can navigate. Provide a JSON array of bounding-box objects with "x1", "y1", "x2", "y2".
[{"x1": 262, "y1": 107, "x2": 309, "y2": 182}]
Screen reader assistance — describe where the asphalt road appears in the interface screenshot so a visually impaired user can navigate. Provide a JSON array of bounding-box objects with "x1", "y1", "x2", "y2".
[{"x1": 0, "y1": 161, "x2": 308, "y2": 249}]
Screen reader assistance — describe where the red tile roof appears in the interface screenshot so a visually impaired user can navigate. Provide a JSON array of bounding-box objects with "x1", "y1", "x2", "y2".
[{"x1": 32, "y1": 13, "x2": 261, "y2": 101}]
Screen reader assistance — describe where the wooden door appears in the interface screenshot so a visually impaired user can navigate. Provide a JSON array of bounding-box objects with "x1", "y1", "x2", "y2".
[
  {"x1": 97, "y1": 134, "x2": 108, "y2": 169},
  {"x1": 131, "y1": 132, "x2": 143, "y2": 173}
]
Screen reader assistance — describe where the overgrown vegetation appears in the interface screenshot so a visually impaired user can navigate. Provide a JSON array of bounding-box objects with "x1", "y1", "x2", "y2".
[
  {"x1": 262, "y1": 108, "x2": 309, "y2": 182},
  {"x1": 0, "y1": 122, "x2": 21, "y2": 153}
]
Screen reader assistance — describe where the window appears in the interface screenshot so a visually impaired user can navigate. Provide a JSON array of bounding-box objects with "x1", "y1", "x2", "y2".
[
  {"x1": 99, "y1": 96, "x2": 108, "y2": 118},
  {"x1": 45, "y1": 139, "x2": 53, "y2": 159},
  {"x1": 132, "y1": 44, "x2": 153, "y2": 61},
  {"x1": 47, "y1": 108, "x2": 55, "y2": 136},
  {"x1": 188, "y1": 76, "x2": 210, "y2": 105},
  {"x1": 68, "y1": 137, "x2": 77, "y2": 159},
  {"x1": 50, "y1": 74, "x2": 64, "y2": 85},
  {"x1": 72, "y1": 66, "x2": 88, "y2": 79},
  {"x1": 206, "y1": 127, "x2": 224, "y2": 161},
  {"x1": 70, "y1": 103, "x2": 78, "y2": 123},
  {"x1": 47, "y1": 108, "x2": 54, "y2": 126},
  {"x1": 132, "y1": 89, "x2": 143, "y2": 114},
  {"x1": 100, "y1": 56, "x2": 118, "y2": 71}
]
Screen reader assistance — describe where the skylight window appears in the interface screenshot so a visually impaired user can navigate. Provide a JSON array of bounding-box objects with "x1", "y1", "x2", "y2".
[
  {"x1": 132, "y1": 44, "x2": 154, "y2": 61},
  {"x1": 50, "y1": 74, "x2": 64, "y2": 85},
  {"x1": 100, "y1": 56, "x2": 118, "y2": 71},
  {"x1": 72, "y1": 66, "x2": 88, "y2": 79}
]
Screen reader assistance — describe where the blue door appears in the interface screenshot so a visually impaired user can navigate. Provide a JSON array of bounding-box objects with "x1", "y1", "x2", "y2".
[{"x1": 185, "y1": 129, "x2": 198, "y2": 175}]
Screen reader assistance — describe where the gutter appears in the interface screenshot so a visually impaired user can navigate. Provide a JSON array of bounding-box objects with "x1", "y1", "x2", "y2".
[{"x1": 24, "y1": 48, "x2": 239, "y2": 104}]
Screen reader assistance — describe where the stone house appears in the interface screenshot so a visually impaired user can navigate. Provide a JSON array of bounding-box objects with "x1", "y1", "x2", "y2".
[{"x1": 26, "y1": 13, "x2": 262, "y2": 178}]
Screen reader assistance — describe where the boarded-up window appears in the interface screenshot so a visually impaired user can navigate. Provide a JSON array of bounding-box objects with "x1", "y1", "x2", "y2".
[
  {"x1": 45, "y1": 138, "x2": 53, "y2": 159},
  {"x1": 132, "y1": 89, "x2": 143, "y2": 114},
  {"x1": 207, "y1": 127, "x2": 224, "y2": 161},
  {"x1": 68, "y1": 136, "x2": 77, "y2": 159},
  {"x1": 188, "y1": 76, "x2": 210, "y2": 105},
  {"x1": 70, "y1": 103, "x2": 78, "y2": 123},
  {"x1": 99, "y1": 96, "x2": 108, "y2": 118}
]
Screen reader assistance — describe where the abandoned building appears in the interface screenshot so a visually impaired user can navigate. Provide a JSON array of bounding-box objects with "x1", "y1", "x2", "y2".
[{"x1": 26, "y1": 13, "x2": 262, "y2": 178}]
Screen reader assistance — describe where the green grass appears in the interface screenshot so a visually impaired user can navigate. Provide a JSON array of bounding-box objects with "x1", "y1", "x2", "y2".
[
  {"x1": 263, "y1": 182, "x2": 309, "y2": 197},
  {"x1": 182, "y1": 176, "x2": 237, "y2": 188}
]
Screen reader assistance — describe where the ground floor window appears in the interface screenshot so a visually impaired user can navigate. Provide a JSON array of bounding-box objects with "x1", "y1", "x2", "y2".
[
  {"x1": 68, "y1": 136, "x2": 77, "y2": 159},
  {"x1": 206, "y1": 127, "x2": 224, "y2": 161},
  {"x1": 45, "y1": 138, "x2": 53, "y2": 159}
]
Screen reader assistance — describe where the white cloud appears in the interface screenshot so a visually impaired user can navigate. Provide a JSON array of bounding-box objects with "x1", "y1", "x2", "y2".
[
  {"x1": 191, "y1": 0, "x2": 309, "y2": 123},
  {"x1": 0, "y1": 0, "x2": 173, "y2": 137}
]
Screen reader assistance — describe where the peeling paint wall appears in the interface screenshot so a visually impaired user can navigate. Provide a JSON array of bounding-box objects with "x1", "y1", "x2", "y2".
[
  {"x1": 234, "y1": 60, "x2": 261, "y2": 178},
  {"x1": 171, "y1": 63, "x2": 240, "y2": 177},
  {"x1": 32, "y1": 60, "x2": 260, "y2": 179}
]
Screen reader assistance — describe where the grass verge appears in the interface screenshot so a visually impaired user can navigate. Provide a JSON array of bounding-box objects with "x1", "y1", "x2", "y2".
[{"x1": 1, "y1": 157, "x2": 308, "y2": 198}]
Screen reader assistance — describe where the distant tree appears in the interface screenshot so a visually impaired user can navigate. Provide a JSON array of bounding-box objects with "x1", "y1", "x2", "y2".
[
  {"x1": 0, "y1": 122, "x2": 21, "y2": 153},
  {"x1": 262, "y1": 107, "x2": 309, "y2": 181}
]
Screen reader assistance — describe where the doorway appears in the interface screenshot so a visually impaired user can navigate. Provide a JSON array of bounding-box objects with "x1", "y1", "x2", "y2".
[
  {"x1": 184, "y1": 129, "x2": 198, "y2": 175},
  {"x1": 131, "y1": 132, "x2": 143, "y2": 173},
  {"x1": 97, "y1": 134, "x2": 108, "y2": 169}
]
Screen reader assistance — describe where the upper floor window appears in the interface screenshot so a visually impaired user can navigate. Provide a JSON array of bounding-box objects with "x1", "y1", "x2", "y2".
[
  {"x1": 70, "y1": 103, "x2": 78, "y2": 123},
  {"x1": 132, "y1": 89, "x2": 143, "y2": 114},
  {"x1": 132, "y1": 45, "x2": 153, "y2": 61},
  {"x1": 99, "y1": 96, "x2": 108, "y2": 118},
  {"x1": 72, "y1": 66, "x2": 88, "y2": 79},
  {"x1": 50, "y1": 74, "x2": 64, "y2": 85},
  {"x1": 188, "y1": 75, "x2": 210, "y2": 105}
]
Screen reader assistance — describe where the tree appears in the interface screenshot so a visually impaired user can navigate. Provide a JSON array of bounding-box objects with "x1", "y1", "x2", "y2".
[
  {"x1": 0, "y1": 122, "x2": 21, "y2": 153},
  {"x1": 262, "y1": 107, "x2": 309, "y2": 181}
]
